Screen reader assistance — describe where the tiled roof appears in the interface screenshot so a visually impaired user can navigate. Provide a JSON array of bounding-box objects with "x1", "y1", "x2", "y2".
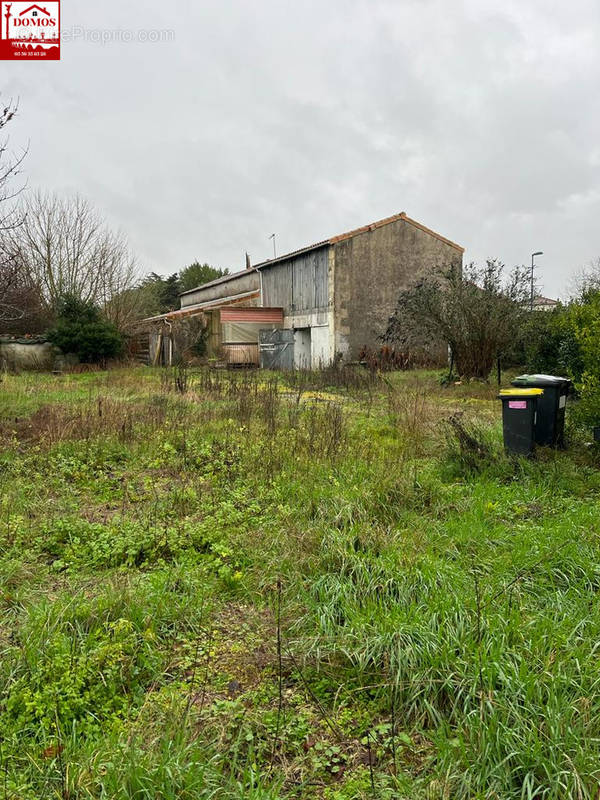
[
  {"x1": 180, "y1": 212, "x2": 464, "y2": 295},
  {"x1": 254, "y1": 212, "x2": 464, "y2": 269}
]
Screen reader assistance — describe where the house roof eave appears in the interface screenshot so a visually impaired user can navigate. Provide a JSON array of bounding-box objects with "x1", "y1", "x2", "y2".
[
  {"x1": 142, "y1": 289, "x2": 261, "y2": 323},
  {"x1": 254, "y1": 211, "x2": 464, "y2": 271}
]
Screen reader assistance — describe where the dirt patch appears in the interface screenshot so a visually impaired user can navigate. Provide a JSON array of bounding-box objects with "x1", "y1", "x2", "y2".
[{"x1": 192, "y1": 603, "x2": 277, "y2": 702}]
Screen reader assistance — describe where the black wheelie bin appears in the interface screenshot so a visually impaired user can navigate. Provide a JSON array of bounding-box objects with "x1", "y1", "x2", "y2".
[
  {"x1": 511, "y1": 374, "x2": 571, "y2": 448},
  {"x1": 498, "y1": 388, "x2": 544, "y2": 456}
]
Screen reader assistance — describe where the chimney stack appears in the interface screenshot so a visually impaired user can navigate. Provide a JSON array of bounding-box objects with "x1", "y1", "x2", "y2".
[{"x1": 245, "y1": 252, "x2": 251, "y2": 270}]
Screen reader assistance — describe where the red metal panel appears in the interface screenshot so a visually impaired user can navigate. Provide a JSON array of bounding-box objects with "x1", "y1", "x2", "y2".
[{"x1": 220, "y1": 307, "x2": 283, "y2": 324}]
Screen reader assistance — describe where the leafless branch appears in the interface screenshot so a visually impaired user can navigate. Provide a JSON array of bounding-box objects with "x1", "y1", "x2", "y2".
[
  {"x1": 384, "y1": 260, "x2": 531, "y2": 379},
  {"x1": 8, "y1": 190, "x2": 142, "y2": 327},
  {"x1": 0, "y1": 97, "x2": 28, "y2": 324}
]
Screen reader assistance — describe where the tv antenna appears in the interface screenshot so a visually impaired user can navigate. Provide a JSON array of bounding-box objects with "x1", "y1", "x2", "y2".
[{"x1": 268, "y1": 233, "x2": 276, "y2": 258}]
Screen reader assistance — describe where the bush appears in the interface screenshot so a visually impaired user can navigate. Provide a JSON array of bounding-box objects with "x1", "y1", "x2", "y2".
[
  {"x1": 559, "y1": 290, "x2": 600, "y2": 427},
  {"x1": 512, "y1": 289, "x2": 600, "y2": 428},
  {"x1": 505, "y1": 308, "x2": 564, "y2": 372},
  {"x1": 191, "y1": 325, "x2": 209, "y2": 358},
  {"x1": 565, "y1": 290, "x2": 600, "y2": 378},
  {"x1": 384, "y1": 260, "x2": 530, "y2": 380},
  {"x1": 570, "y1": 374, "x2": 600, "y2": 429},
  {"x1": 47, "y1": 294, "x2": 124, "y2": 364}
]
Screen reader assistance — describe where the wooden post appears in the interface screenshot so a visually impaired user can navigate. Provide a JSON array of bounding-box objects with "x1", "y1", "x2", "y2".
[{"x1": 152, "y1": 331, "x2": 163, "y2": 366}]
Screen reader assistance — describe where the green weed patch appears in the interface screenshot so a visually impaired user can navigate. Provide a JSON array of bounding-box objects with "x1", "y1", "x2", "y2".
[{"x1": 1, "y1": 367, "x2": 600, "y2": 798}]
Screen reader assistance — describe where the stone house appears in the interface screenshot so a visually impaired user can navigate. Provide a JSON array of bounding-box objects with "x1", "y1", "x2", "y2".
[{"x1": 146, "y1": 211, "x2": 463, "y2": 367}]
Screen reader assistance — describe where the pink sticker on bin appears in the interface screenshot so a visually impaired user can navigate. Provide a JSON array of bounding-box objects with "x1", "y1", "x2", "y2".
[{"x1": 508, "y1": 400, "x2": 527, "y2": 409}]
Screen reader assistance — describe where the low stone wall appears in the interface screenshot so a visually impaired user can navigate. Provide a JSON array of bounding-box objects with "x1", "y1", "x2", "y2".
[{"x1": 0, "y1": 338, "x2": 56, "y2": 371}]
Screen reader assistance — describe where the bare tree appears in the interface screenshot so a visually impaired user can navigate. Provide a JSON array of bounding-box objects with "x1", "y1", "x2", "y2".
[
  {"x1": 384, "y1": 260, "x2": 530, "y2": 379},
  {"x1": 100, "y1": 237, "x2": 147, "y2": 333},
  {"x1": 0, "y1": 98, "x2": 28, "y2": 324},
  {"x1": 568, "y1": 257, "x2": 600, "y2": 300},
  {"x1": 11, "y1": 191, "x2": 140, "y2": 325}
]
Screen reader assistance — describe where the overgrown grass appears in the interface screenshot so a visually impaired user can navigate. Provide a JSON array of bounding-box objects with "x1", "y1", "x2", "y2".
[{"x1": 1, "y1": 365, "x2": 599, "y2": 798}]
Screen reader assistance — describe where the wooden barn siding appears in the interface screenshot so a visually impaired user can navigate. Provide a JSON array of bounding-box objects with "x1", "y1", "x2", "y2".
[{"x1": 261, "y1": 247, "x2": 329, "y2": 314}]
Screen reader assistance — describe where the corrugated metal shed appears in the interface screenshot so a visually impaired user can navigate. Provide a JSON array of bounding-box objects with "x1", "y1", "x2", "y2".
[
  {"x1": 143, "y1": 290, "x2": 260, "y2": 323},
  {"x1": 220, "y1": 307, "x2": 283, "y2": 324}
]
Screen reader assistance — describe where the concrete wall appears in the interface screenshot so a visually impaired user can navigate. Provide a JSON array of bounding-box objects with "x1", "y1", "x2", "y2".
[
  {"x1": 180, "y1": 269, "x2": 259, "y2": 308},
  {"x1": 0, "y1": 341, "x2": 56, "y2": 370},
  {"x1": 332, "y1": 217, "x2": 463, "y2": 360}
]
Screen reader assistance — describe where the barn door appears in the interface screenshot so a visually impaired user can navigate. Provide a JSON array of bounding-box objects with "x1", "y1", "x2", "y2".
[
  {"x1": 259, "y1": 329, "x2": 294, "y2": 370},
  {"x1": 293, "y1": 328, "x2": 311, "y2": 369}
]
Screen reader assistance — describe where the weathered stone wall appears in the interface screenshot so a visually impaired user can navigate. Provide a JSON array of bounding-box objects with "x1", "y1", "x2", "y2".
[
  {"x1": 332, "y1": 217, "x2": 463, "y2": 360},
  {"x1": 0, "y1": 340, "x2": 56, "y2": 370}
]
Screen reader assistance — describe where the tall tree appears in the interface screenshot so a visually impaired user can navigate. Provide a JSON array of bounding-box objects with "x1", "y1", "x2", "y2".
[
  {"x1": 179, "y1": 261, "x2": 228, "y2": 293},
  {"x1": 160, "y1": 273, "x2": 182, "y2": 310},
  {"x1": 137, "y1": 272, "x2": 180, "y2": 313},
  {"x1": 112, "y1": 263, "x2": 229, "y2": 324},
  {"x1": 11, "y1": 191, "x2": 139, "y2": 317},
  {"x1": 384, "y1": 260, "x2": 530, "y2": 379}
]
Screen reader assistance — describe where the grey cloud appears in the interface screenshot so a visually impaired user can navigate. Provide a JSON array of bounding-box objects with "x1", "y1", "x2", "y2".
[{"x1": 3, "y1": 0, "x2": 600, "y2": 297}]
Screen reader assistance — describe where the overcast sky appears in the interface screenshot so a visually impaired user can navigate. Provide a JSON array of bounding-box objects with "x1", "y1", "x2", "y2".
[{"x1": 4, "y1": 0, "x2": 600, "y2": 298}]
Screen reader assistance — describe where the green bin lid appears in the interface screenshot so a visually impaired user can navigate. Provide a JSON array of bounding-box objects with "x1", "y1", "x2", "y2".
[{"x1": 512, "y1": 373, "x2": 571, "y2": 387}]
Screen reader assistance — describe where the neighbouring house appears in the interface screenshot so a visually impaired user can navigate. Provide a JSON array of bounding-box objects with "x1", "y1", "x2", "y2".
[
  {"x1": 532, "y1": 295, "x2": 559, "y2": 312},
  {"x1": 144, "y1": 211, "x2": 463, "y2": 368}
]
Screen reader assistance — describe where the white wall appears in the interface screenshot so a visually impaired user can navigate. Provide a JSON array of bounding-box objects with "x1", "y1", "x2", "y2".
[
  {"x1": 293, "y1": 328, "x2": 311, "y2": 369},
  {"x1": 311, "y1": 325, "x2": 330, "y2": 368}
]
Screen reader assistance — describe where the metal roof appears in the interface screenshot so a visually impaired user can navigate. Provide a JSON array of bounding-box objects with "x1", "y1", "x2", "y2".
[
  {"x1": 253, "y1": 239, "x2": 330, "y2": 269},
  {"x1": 143, "y1": 289, "x2": 260, "y2": 322},
  {"x1": 178, "y1": 211, "x2": 464, "y2": 297},
  {"x1": 179, "y1": 267, "x2": 257, "y2": 297}
]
